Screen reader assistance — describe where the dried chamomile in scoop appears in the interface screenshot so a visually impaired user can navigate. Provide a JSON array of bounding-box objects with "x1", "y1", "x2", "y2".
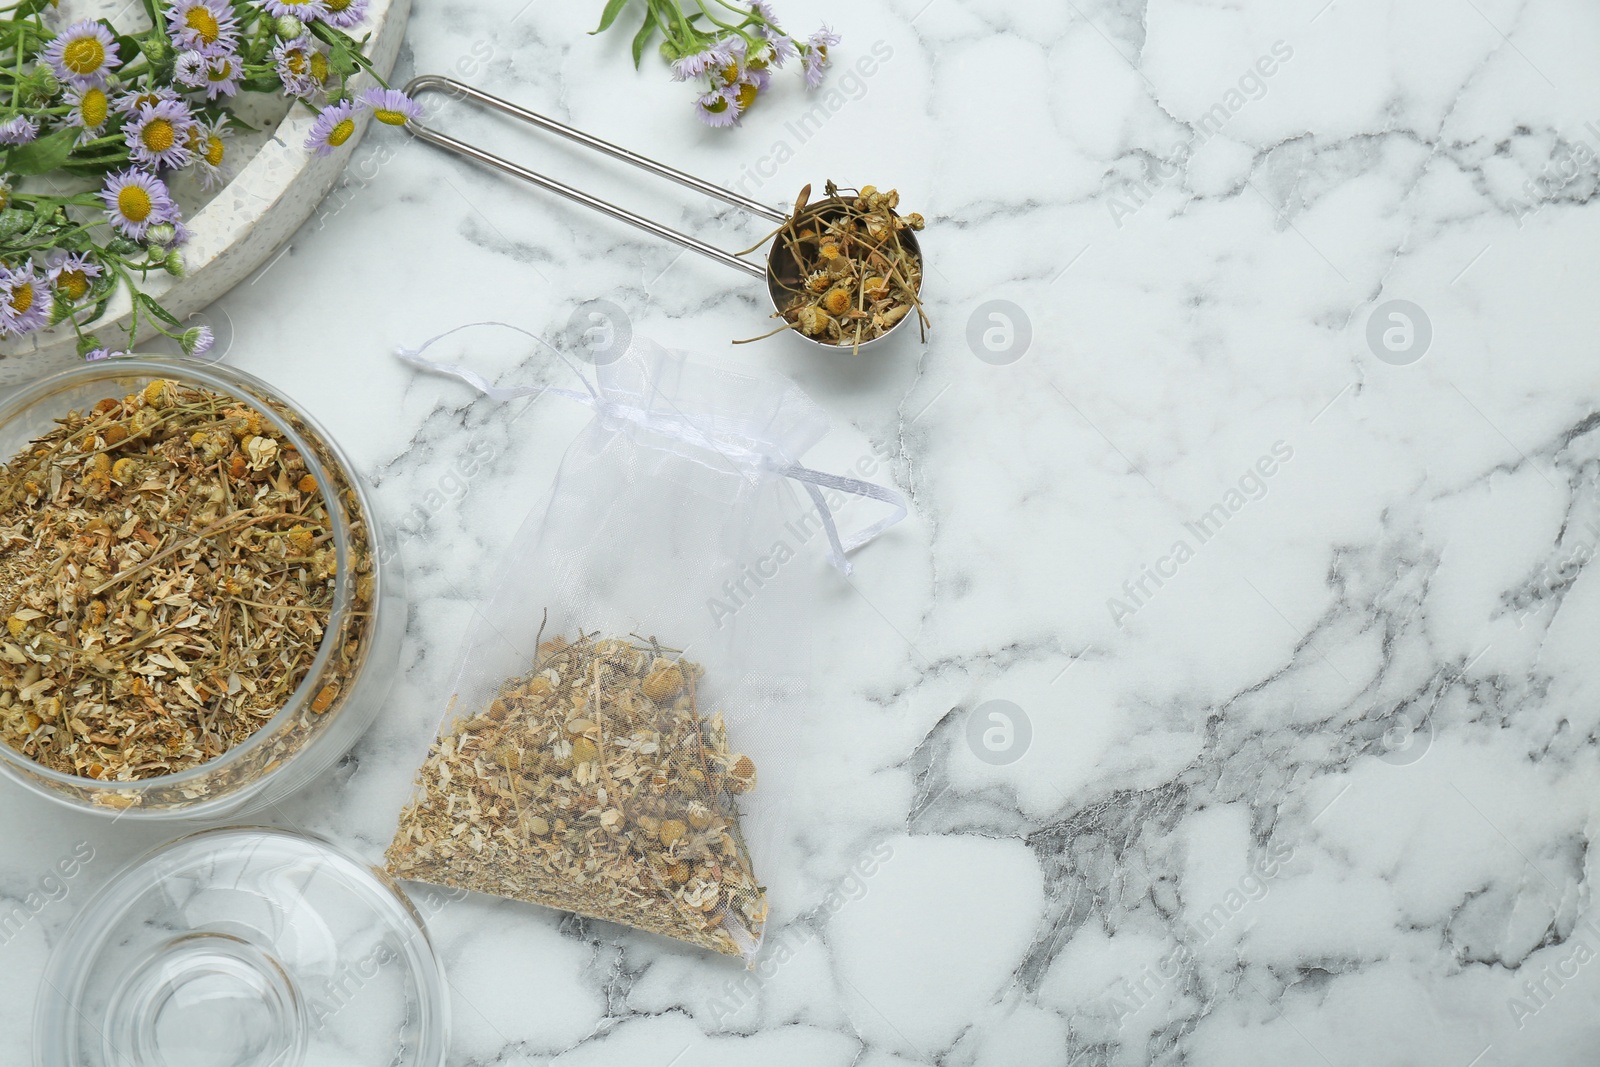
[{"x1": 386, "y1": 634, "x2": 765, "y2": 957}]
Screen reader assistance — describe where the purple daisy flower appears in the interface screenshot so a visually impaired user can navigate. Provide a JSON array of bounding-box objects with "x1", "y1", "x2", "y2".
[
  {"x1": 671, "y1": 39, "x2": 736, "y2": 82},
  {"x1": 65, "y1": 84, "x2": 110, "y2": 143},
  {"x1": 188, "y1": 119, "x2": 231, "y2": 190},
  {"x1": 0, "y1": 116, "x2": 39, "y2": 146},
  {"x1": 272, "y1": 34, "x2": 319, "y2": 97},
  {"x1": 84, "y1": 347, "x2": 130, "y2": 361},
  {"x1": 116, "y1": 86, "x2": 180, "y2": 116},
  {"x1": 262, "y1": 0, "x2": 329, "y2": 19},
  {"x1": 101, "y1": 169, "x2": 175, "y2": 238},
  {"x1": 173, "y1": 49, "x2": 209, "y2": 89},
  {"x1": 197, "y1": 50, "x2": 244, "y2": 100},
  {"x1": 126, "y1": 98, "x2": 194, "y2": 169},
  {"x1": 762, "y1": 29, "x2": 798, "y2": 66},
  {"x1": 741, "y1": 63, "x2": 772, "y2": 92},
  {"x1": 802, "y1": 25, "x2": 839, "y2": 89},
  {"x1": 317, "y1": 0, "x2": 369, "y2": 29},
  {"x1": 304, "y1": 101, "x2": 357, "y2": 156},
  {"x1": 167, "y1": 0, "x2": 238, "y2": 53},
  {"x1": 48, "y1": 253, "x2": 100, "y2": 303},
  {"x1": 358, "y1": 87, "x2": 422, "y2": 127},
  {"x1": 183, "y1": 325, "x2": 214, "y2": 356},
  {"x1": 694, "y1": 86, "x2": 741, "y2": 128},
  {"x1": 40, "y1": 19, "x2": 120, "y2": 87},
  {"x1": 0, "y1": 263, "x2": 53, "y2": 337}
]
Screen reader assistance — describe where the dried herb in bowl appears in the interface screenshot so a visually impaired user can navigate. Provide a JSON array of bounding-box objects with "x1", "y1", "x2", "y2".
[
  {"x1": 0, "y1": 378, "x2": 372, "y2": 782},
  {"x1": 387, "y1": 632, "x2": 767, "y2": 958},
  {"x1": 742, "y1": 180, "x2": 928, "y2": 351}
]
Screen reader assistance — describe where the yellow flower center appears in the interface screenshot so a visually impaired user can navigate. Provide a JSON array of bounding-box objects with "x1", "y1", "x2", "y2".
[
  {"x1": 78, "y1": 87, "x2": 107, "y2": 127},
  {"x1": 286, "y1": 50, "x2": 308, "y2": 75},
  {"x1": 719, "y1": 62, "x2": 740, "y2": 84},
  {"x1": 309, "y1": 52, "x2": 328, "y2": 83},
  {"x1": 184, "y1": 6, "x2": 220, "y2": 42},
  {"x1": 0, "y1": 189, "x2": 10, "y2": 210},
  {"x1": 141, "y1": 118, "x2": 175, "y2": 152},
  {"x1": 62, "y1": 36, "x2": 105, "y2": 75},
  {"x1": 327, "y1": 117, "x2": 354, "y2": 147},
  {"x1": 736, "y1": 82, "x2": 757, "y2": 109},
  {"x1": 704, "y1": 95, "x2": 728, "y2": 114},
  {"x1": 204, "y1": 135, "x2": 224, "y2": 166},
  {"x1": 374, "y1": 108, "x2": 406, "y2": 126},
  {"x1": 326, "y1": 0, "x2": 351, "y2": 9},
  {"x1": 10, "y1": 282, "x2": 33, "y2": 314},
  {"x1": 56, "y1": 270, "x2": 88, "y2": 300},
  {"x1": 118, "y1": 185, "x2": 152, "y2": 222},
  {"x1": 207, "y1": 60, "x2": 232, "y2": 82}
]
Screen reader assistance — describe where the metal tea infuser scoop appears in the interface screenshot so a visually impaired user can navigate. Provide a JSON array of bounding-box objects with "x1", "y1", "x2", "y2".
[{"x1": 402, "y1": 75, "x2": 925, "y2": 351}]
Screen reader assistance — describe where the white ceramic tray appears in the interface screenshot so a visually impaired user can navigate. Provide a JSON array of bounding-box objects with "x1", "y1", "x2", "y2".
[{"x1": 0, "y1": 0, "x2": 410, "y2": 384}]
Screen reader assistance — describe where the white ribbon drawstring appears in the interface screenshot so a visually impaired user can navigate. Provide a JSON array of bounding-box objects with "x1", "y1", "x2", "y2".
[{"x1": 394, "y1": 325, "x2": 907, "y2": 576}]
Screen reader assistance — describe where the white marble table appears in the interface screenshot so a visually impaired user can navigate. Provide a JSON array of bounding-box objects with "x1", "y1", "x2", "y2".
[{"x1": 6, "y1": 0, "x2": 1600, "y2": 1063}]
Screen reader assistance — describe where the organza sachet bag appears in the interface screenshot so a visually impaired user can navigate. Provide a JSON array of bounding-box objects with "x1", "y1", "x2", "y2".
[{"x1": 384, "y1": 326, "x2": 904, "y2": 959}]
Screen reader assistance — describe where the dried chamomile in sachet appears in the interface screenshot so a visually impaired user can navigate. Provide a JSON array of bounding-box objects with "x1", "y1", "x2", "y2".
[
  {"x1": 387, "y1": 634, "x2": 764, "y2": 956},
  {"x1": 385, "y1": 332, "x2": 907, "y2": 959}
]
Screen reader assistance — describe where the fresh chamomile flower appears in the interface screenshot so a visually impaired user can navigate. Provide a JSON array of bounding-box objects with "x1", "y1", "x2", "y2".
[
  {"x1": 187, "y1": 119, "x2": 231, "y2": 189},
  {"x1": 694, "y1": 85, "x2": 741, "y2": 128},
  {"x1": 272, "y1": 34, "x2": 319, "y2": 97},
  {"x1": 0, "y1": 262, "x2": 53, "y2": 337},
  {"x1": 64, "y1": 84, "x2": 110, "y2": 143},
  {"x1": 359, "y1": 87, "x2": 421, "y2": 127},
  {"x1": 304, "y1": 101, "x2": 356, "y2": 156},
  {"x1": 0, "y1": 116, "x2": 39, "y2": 146},
  {"x1": 101, "y1": 168, "x2": 175, "y2": 238},
  {"x1": 197, "y1": 50, "x2": 244, "y2": 99},
  {"x1": 126, "y1": 98, "x2": 194, "y2": 169},
  {"x1": 41, "y1": 19, "x2": 120, "y2": 87},
  {"x1": 48, "y1": 253, "x2": 100, "y2": 302},
  {"x1": 166, "y1": 0, "x2": 238, "y2": 53},
  {"x1": 802, "y1": 25, "x2": 838, "y2": 89},
  {"x1": 318, "y1": 0, "x2": 370, "y2": 29},
  {"x1": 262, "y1": 0, "x2": 329, "y2": 20},
  {"x1": 116, "y1": 86, "x2": 180, "y2": 117}
]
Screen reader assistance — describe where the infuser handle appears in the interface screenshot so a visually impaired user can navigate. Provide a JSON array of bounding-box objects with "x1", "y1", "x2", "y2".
[{"x1": 402, "y1": 75, "x2": 780, "y2": 279}]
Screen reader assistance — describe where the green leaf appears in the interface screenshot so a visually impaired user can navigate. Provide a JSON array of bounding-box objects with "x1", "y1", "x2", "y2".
[
  {"x1": 137, "y1": 293, "x2": 183, "y2": 328},
  {"x1": 7, "y1": 129, "x2": 78, "y2": 177},
  {"x1": 592, "y1": 0, "x2": 631, "y2": 34},
  {"x1": 631, "y1": 6, "x2": 658, "y2": 69},
  {"x1": 0, "y1": 209, "x2": 33, "y2": 240},
  {"x1": 327, "y1": 37, "x2": 357, "y2": 78}
]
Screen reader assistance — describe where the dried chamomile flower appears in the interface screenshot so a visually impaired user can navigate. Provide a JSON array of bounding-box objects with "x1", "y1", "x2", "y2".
[{"x1": 386, "y1": 632, "x2": 766, "y2": 958}]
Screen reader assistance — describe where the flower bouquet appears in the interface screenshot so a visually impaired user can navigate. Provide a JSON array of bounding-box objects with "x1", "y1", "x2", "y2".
[
  {"x1": 593, "y1": 0, "x2": 839, "y2": 126},
  {"x1": 0, "y1": 0, "x2": 409, "y2": 374}
]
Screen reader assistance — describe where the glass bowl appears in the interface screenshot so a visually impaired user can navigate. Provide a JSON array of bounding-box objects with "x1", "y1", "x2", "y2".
[
  {"x1": 0, "y1": 357, "x2": 403, "y2": 818},
  {"x1": 35, "y1": 825, "x2": 449, "y2": 1067}
]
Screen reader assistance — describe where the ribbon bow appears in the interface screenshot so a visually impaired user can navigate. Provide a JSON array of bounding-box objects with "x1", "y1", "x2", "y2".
[{"x1": 394, "y1": 322, "x2": 906, "y2": 576}]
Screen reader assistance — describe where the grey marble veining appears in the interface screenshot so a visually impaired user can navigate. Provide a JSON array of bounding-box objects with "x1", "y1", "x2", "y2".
[{"x1": 5, "y1": 0, "x2": 1600, "y2": 1064}]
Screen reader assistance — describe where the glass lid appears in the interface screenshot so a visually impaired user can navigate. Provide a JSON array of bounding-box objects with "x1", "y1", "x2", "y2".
[{"x1": 35, "y1": 826, "x2": 448, "y2": 1067}]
